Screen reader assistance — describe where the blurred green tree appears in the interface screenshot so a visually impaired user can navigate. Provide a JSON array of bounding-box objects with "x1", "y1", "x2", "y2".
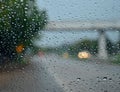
[
  {"x1": 0, "y1": 0, "x2": 47, "y2": 63},
  {"x1": 68, "y1": 38, "x2": 116, "y2": 57}
]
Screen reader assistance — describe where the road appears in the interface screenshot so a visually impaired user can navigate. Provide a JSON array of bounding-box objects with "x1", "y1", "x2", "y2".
[
  {"x1": 0, "y1": 53, "x2": 120, "y2": 92},
  {"x1": 36, "y1": 53, "x2": 120, "y2": 92},
  {"x1": 0, "y1": 55, "x2": 64, "y2": 92}
]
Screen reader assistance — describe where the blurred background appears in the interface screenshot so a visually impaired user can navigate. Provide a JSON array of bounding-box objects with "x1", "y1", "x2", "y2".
[{"x1": 34, "y1": 0, "x2": 120, "y2": 63}]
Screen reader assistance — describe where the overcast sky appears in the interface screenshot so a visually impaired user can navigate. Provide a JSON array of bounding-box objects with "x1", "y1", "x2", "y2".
[
  {"x1": 35, "y1": 0, "x2": 120, "y2": 47},
  {"x1": 37, "y1": 0, "x2": 120, "y2": 21}
]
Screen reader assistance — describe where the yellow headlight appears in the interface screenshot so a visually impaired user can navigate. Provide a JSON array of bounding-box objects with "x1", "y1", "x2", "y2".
[{"x1": 78, "y1": 51, "x2": 91, "y2": 59}]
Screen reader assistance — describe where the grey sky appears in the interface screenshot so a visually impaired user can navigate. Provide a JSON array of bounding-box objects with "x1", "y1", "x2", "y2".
[
  {"x1": 37, "y1": 0, "x2": 120, "y2": 21},
  {"x1": 35, "y1": 0, "x2": 120, "y2": 47}
]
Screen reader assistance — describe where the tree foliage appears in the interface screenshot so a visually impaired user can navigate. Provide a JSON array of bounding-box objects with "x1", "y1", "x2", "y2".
[
  {"x1": 0, "y1": 0, "x2": 47, "y2": 62},
  {"x1": 67, "y1": 38, "x2": 116, "y2": 56}
]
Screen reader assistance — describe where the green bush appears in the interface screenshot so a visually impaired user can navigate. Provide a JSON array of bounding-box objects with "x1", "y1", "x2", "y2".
[
  {"x1": 112, "y1": 54, "x2": 120, "y2": 64},
  {"x1": 68, "y1": 39, "x2": 98, "y2": 56},
  {"x1": 68, "y1": 38, "x2": 116, "y2": 57},
  {"x1": 0, "y1": 0, "x2": 47, "y2": 63}
]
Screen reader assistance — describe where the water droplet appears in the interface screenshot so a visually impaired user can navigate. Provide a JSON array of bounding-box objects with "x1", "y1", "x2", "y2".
[
  {"x1": 104, "y1": 90, "x2": 108, "y2": 92},
  {"x1": 103, "y1": 77, "x2": 107, "y2": 81},
  {"x1": 77, "y1": 78, "x2": 81, "y2": 82},
  {"x1": 108, "y1": 78, "x2": 112, "y2": 81}
]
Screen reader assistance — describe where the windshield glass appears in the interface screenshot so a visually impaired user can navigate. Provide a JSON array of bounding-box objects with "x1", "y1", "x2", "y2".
[{"x1": 0, "y1": 0, "x2": 120, "y2": 92}]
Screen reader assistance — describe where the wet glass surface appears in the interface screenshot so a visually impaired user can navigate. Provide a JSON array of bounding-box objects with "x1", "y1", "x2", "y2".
[{"x1": 0, "y1": 0, "x2": 120, "y2": 92}]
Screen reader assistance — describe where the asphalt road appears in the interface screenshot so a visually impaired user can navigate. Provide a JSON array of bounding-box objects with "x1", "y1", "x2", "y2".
[
  {"x1": 36, "y1": 53, "x2": 120, "y2": 92},
  {"x1": 0, "y1": 55, "x2": 64, "y2": 92},
  {"x1": 0, "y1": 53, "x2": 120, "y2": 92}
]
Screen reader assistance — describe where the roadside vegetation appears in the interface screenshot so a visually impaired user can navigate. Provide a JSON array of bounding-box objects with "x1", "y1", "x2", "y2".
[
  {"x1": 0, "y1": 0, "x2": 47, "y2": 66},
  {"x1": 38, "y1": 38, "x2": 120, "y2": 64}
]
